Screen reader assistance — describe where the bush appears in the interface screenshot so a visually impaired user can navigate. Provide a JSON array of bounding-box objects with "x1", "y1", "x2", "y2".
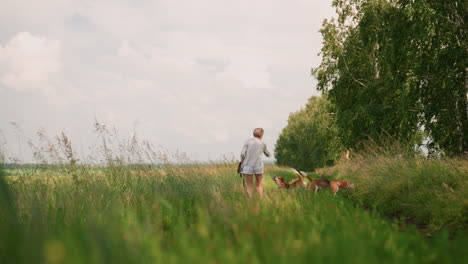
[{"x1": 275, "y1": 96, "x2": 344, "y2": 170}]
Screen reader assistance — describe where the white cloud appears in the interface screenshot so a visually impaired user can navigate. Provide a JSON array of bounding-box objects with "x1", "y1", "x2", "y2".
[{"x1": 0, "y1": 32, "x2": 62, "y2": 92}]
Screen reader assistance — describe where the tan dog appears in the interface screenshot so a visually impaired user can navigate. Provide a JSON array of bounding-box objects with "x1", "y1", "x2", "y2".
[
  {"x1": 273, "y1": 168, "x2": 308, "y2": 189},
  {"x1": 299, "y1": 171, "x2": 354, "y2": 194}
]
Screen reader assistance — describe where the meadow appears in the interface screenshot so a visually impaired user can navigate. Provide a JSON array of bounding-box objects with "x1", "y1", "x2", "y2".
[
  {"x1": 0, "y1": 129, "x2": 466, "y2": 263},
  {"x1": 1, "y1": 161, "x2": 467, "y2": 264}
]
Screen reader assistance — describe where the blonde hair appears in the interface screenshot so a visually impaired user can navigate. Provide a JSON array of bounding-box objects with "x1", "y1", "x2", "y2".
[{"x1": 253, "y1": 128, "x2": 264, "y2": 138}]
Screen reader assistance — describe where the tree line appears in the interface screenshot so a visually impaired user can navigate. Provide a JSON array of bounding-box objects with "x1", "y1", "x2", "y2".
[{"x1": 275, "y1": 0, "x2": 467, "y2": 170}]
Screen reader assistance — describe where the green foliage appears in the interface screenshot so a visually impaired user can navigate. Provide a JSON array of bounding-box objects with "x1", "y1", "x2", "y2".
[
  {"x1": 1, "y1": 165, "x2": 467, "y2": 263},
  {"x1": 400, "y1": 0, "x2": 468, "y2": 156},
  {"x1": 275, "y1": 96, "x2": 344, "y2": 170},
  {"x1": 314, "y1": 0, "x2": 467, "y2": 156}
]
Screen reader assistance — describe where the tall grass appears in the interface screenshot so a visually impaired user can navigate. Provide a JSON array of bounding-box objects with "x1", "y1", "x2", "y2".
[
  {"x1": 1, "y1": 164, "x2": 468, "y2": 263},
  {"x1": 316, "y1": 143, "x2": 468, "y2": 233}
]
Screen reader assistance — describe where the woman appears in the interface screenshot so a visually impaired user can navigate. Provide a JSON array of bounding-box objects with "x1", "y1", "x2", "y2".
[{"x1": 240, "y1": 128, "x2": 271, "y2": 197}]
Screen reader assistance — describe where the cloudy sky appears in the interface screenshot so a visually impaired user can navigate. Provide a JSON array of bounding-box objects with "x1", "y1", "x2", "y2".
[{"x1": 0, "y1": 0, "x2": 335, "y2": 162}]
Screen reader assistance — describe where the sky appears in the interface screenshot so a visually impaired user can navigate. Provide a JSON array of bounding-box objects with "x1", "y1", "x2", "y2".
[{"x1": 0, "y1": 0, "x2": 335, "y2": 163}]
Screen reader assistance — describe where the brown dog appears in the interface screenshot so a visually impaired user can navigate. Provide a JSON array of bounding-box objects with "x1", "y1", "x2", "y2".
[
  {"x1": 273, "y1": 168, "x2": 308, "y2": 189},
  {"x1": 299, "y1": 171, "x2": 354, "y2": 194}
]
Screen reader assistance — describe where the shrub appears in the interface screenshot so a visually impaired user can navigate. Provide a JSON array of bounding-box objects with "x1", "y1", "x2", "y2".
[{"x1": 275, "y1": 96, "x2": 344, "y2": 170}]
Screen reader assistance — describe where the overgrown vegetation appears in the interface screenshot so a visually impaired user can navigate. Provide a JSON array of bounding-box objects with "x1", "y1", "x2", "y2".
[{"x1": 316, "y1": 143, "x2": 468, "y2": 233}]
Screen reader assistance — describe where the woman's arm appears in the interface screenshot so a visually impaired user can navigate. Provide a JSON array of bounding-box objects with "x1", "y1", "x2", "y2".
[
  {"x1": 263, "y1": 143, "x2": 271, "y2": 157},
  {"x1": 240, "y1": 141, "x2": 248, "y2": 161}
]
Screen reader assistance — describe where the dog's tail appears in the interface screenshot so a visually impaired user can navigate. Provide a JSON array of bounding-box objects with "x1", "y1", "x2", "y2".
[{"x1": 290, "y1": 168, "x2": 304, "y2": 180}]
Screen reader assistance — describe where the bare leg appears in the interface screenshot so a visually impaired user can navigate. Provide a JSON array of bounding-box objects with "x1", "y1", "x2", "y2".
[
  {"x1": 244, "y1": 174, "x2": 254, "y2": 197},
  {"x1": 255, "y1": 174, "x2": 263, "y2": 197}
]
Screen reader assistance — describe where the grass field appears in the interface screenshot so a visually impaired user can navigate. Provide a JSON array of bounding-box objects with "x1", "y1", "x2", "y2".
[{"x1": 1, "y1": 162, "x2": 467, "y2": 264}]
